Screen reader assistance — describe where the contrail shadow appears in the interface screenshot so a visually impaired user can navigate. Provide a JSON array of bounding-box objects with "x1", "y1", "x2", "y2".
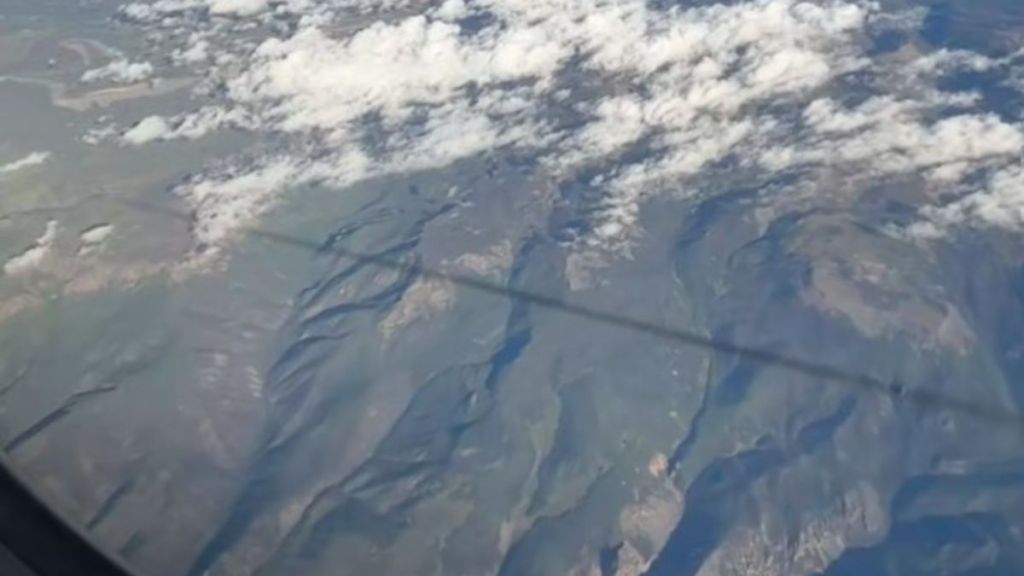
[{"x1": 122, "y1": 197, "x2": 1024, "y2": 430}]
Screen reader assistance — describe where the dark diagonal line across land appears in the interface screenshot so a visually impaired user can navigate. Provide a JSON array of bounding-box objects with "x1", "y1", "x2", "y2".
[{"x1": 123, "y1": 197, "x2": 1024, "y2": 430}]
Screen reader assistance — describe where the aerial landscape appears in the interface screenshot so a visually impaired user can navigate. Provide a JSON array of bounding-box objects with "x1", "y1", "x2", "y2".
[{"x1": 1, "y1": 0, "x2": 1024, "y2": 574}]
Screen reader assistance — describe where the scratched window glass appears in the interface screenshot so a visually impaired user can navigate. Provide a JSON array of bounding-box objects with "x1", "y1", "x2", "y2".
[{"x1": 1, "y1": 0, "x2": 1023, "y2": 575}]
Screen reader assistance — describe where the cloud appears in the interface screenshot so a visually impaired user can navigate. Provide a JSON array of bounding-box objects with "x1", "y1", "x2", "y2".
[
  {"x1": 80, "y1": 224, "x2": 115, "y2": 245},
  {"x1": 179, "y1": 149, "x2": 369, "y2": 253},
  {"x1": 83, "y1": 124, "x2": 119, "y2": 145},
  {"x1": 167, "y1": 0, "x2": 874, "y2": 253},
  {"x1": 4, "y1": 221, "x2": 58, "y2": 277},
  {"x1": 81, "y1": 59, "x2": 154, "y2": 83},
  {"x1": 172, "y1": 35, "x2": 211, "y2": 64},
  {"x1": 108, "y1": 0, "x2": 1024, "y2": 262},
  {"x1": 758, "y1": 85, "x2": 1024, "y2": 237},
  {"x1": 206, "y1": 0, "x2": 269, "y2": 16},
  {"x1": 0, "y1": 151, "x2": 50, "y2": 175},
  {"x1": 225, "y1": 17, "x2": 568, "y2": 137},
  {"x1": 119, "y1": 0, "x2": 405, "y2": 22},
  {"x1": 764, "y1": 100, "x2": 1024, "y2": 181},
  {"x1": 432, "y1": 0, "x2": 468, "y2": 21},
  {"x1": 122, "y1": 116, "x2": 172, "y2": 145},
  {"x1": 122, "y1": 106, "x2": 253, "y2": 145},
  {"x1": 184, "y1": 158, "x2": 306, "y2": 250},
  {"x1": 910, "y1": 164, "x2": 1024, "y2": 237},
  {"x1": 119, "y1": 0, "x2": 241, "y2": 20},
  {"x1": 78, "y1": 224, "x2": 115, "y2": 256}
]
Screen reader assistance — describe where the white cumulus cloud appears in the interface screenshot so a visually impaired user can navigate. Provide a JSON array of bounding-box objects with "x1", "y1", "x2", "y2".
[
  {"x1": 0, "y1": 151, "x2": 50, "y2": 175},
  {"x1": 109, "y1": 0, "x2": 1024, "y2": 261},
  {"x1": 4, "y1": 221, "x2": 58, "y2": 277},
  {"x1": 122, "y1": 106, "x2": 253, "y2": 145},
  {"x1": 81, "y1": 59, "x2": 154, "y2": 83},
  {"x1": 206, "y1": 0, "x2": 269, "y2": 16},
  {"x1": 911, "y1": 164, "x2": 1024, "y2": 237}
]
